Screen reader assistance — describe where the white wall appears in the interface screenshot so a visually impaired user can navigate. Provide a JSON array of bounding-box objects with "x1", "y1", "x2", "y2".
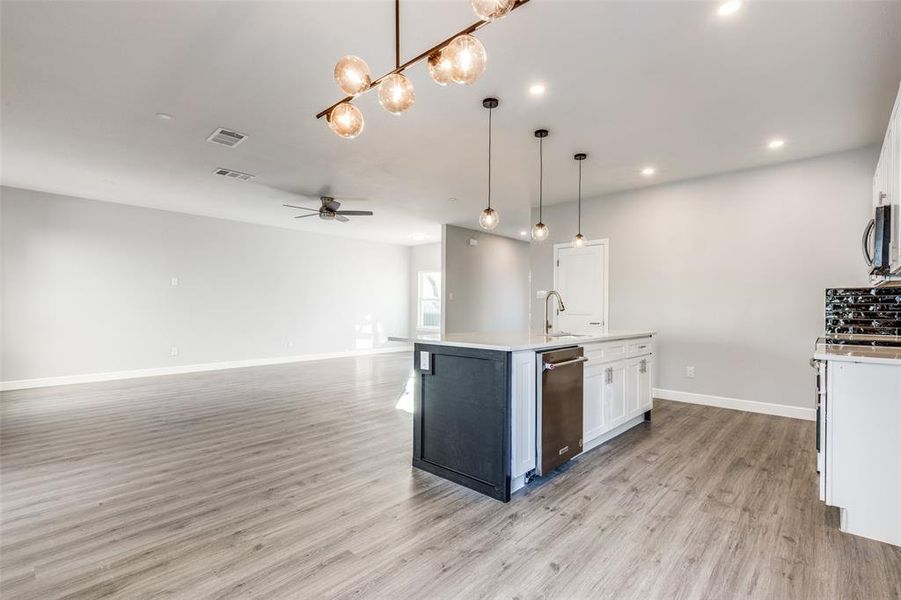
[
  {"x1": 409, "y1": 242, "x2": 441, "y2": 335},
  {"x1": 530, "y1": 147, "x2": 877, "y2": 409},
  {"x1": 443, "y1": 224, "x2": 530, "y2": 334},
  {"x1": 1, "y1": 186, "x2": 411, "y2": 383}
]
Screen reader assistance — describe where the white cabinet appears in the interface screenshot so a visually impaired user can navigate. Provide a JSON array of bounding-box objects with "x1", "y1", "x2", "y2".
[
  {"x1": 871, "y1": 81, "x2": 901, "y2": 276},
  {"x1": 583, "y1": 360, "x2": 606, "y2": 442},
  {"x1": 602, "y1": 361, "x2": 628, "y2": 428},
  {"x1": 582, "y1": 336, "x2": 655, "y2": 450},
  {"x1": 823, "y1": 358, "x2": 901, "y2": 546},
  {"x1": 626, "y1": 356, "x2": 652, "y2": 416},
  {"x1": 510, "y1": 350, "x2": 536, "y2": 478}
]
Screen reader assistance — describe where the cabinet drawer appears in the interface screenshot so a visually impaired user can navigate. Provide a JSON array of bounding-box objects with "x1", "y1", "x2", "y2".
[{"x1": 627, "y1": 340, "x2": 653, "y2": 356}]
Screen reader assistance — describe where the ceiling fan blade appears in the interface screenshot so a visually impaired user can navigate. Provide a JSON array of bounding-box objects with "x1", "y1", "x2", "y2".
[
  {"x1": 283, "y1": 204, "x2": 318, "y2": 211},
  {"x1": 335, "y1": 214, "x2": 350, "y2": 223},
  {"x1": 335, "y1": 210, "x2": 373, "y2": 216},
  {"x1": 294, "y1": 213, "x2": 318, "y2": 219}
]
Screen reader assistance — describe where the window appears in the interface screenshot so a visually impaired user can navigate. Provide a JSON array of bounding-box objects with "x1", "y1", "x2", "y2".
[{"x1": 417, "y1": 271, "x2": 441, "y2": 331}]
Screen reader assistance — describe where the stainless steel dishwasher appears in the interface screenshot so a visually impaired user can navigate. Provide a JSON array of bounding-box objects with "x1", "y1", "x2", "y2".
[{"x1": 537, "y1": 346, "x2": 587, "y2": 475}]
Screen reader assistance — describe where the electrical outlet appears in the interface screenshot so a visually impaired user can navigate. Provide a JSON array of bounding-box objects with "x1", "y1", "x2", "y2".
[
  {"x1": 448, "y1": 291, "x2": 455, "y2": 301},
  {"x1": 170, "y1": 277, "x2": 179, "y2": 287},
  {"x1": 170, "y1": 346, "x2": 179, "y2": 357},
  {"x1": 686, "y1": 366, "x2": 695, "y2": 378},
  {"x1": 287, "y1": 340, "x2": 294, "y2": 349},
  {"x1": 537, "y1": 290, "x2": 548, "y2": 299}
]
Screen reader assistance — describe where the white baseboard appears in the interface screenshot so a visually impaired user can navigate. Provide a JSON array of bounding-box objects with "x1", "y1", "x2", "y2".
[
  {"x1": 654, "y1": 388, "x2": 815, "y2": 421},
  {"x1": 1, "y1": 346, "x2": 413, "y2": 392}
]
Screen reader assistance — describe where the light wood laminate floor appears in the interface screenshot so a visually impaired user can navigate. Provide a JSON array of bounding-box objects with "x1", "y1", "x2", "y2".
[{"x1": 2, "y1": 353, "x2": 900, "y2": 599}]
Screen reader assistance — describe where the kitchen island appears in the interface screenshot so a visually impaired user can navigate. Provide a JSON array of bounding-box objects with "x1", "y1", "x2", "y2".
[{"x1": 407, "y1": 330, "x2": 656, "y2": 501}]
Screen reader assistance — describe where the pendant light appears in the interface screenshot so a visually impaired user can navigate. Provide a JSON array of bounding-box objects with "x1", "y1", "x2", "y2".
[
  {"x1": 471, "y1": 0, "x2": 516, "y2": 21},
  {"x1": 327, "y1": 102, "x2": 364, "y2": 139},
  {"x1": 446, "y1": 34, "x2": 488, "y2": 85},
  {"x1": 573, "y1": 153, "x2": 587, "y2": 246},
  {"x1": 378, "y1": 73, "x2": 415, "y2": 114},
  {"x1": 531, "y1": 129, "x2": 549, "y2": 241},
  {"x1": 318, "y1": 0, "x2": 531, "y2": 138},
  {"x1": 334, "y1": 56, "x2": 371, "y2": 96},
  {"x1": 479, "y1": 98, "x2": 499, "y2": 230}
]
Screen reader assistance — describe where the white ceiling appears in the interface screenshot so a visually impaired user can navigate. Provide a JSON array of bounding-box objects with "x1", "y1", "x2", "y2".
[{"x1": 2, "y1": 1, "x2": 900, "y2": 245}]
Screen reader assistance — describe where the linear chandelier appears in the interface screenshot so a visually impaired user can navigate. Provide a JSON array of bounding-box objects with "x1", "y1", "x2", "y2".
[{"x1": 318, "y1": 0, "x2": 531, "y2": 139}]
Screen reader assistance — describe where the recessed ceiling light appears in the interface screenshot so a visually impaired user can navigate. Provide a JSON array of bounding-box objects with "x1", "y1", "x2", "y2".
[
  {"x1": 448, "y1": 197, "x2": 457, "y2": 202},
  {"x1": 155, "y1": 112, "x2": 174, "y2": 120},
  {"x1": 768, "y1": 138, "x2": 786, "y2": 149},
  {"x1": 641, "y1": 166, "x2": 656, "y2": 176},
  {"x1": 519, "y1": 230, "x2": 528, "y2": 236},
  {"x1": 408, "y1": 233, "x2": 427, "y2": 241},
  {"x1": 717, "y1": 1, "x2": 742, "y2": 16},
  {"x1": 529, "y1": 83, "x2": 546, "y2": 96}
]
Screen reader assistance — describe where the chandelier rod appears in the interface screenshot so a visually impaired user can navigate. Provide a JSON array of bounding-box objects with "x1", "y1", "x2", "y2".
[
  {"x1": 395, "y1": 0, "x2": 400, "y2": 69},
  {"x1": 315, "y1": 0, "x2": 531, "y2": 120}
]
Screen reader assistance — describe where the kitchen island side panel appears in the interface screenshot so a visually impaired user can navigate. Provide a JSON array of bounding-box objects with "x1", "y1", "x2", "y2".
[{"x1": 413, "y1": 343, "x2": 512, "y2": 501}]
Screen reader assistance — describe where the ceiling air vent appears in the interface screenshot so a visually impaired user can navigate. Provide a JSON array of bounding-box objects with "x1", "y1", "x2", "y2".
[
  {"x1": 206, "y1": 127, "x2": 247, "y2": 148},
  {"x1": 212, "y1": 167, "x2": 255, "y2": 181}
]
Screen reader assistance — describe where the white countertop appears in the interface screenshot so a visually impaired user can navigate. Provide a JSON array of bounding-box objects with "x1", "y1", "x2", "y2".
[
  {"x1": 814, "y1": 345, "x2": 901, "y2": 366},
  {"x1": 813, "y1": 335, "x2": 901, "y2": 366},
  {"x1": 389, "y1": 330, "x2": 656, "y2": 352}
]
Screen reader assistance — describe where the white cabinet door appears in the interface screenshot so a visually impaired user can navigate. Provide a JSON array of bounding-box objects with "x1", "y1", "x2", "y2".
[
  {"x1": 602, "y1": 361, "x2": 627, "y2": 429},
  {"x1": 510, "y1": 351, "x2": 536, "y2": 478},
  {"x1": 583, "y1": 362, "x2": 606, "y2": 442},
  {"x1": 625, "y1": 356, "x2": 653, "y2": 419},
  {"x1": 626, "y1": 356, "x2": 651, "y2": 419},
  {"x1": 891, "y1": 95, "x2": 901, "y2": 272},
  {"x1": 625, "y1": 358, "x2": 641, "y2": 416}
]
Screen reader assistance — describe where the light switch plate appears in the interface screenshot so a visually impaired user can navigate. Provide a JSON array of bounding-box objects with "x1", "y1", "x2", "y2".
[{"x1": 536, "y1": 290, "x2": 548, "y2": 299}]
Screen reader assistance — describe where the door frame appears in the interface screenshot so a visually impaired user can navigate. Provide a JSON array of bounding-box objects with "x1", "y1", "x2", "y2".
[{"x1": 552, "y1": 238, "x2": 610, "y2": 331}]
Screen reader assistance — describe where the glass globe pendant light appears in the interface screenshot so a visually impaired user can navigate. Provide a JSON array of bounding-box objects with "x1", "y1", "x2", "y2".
[
  {"x1": 531, "y1": 129, "x2": 550, "y2": 241},
  {"x1": 478, "y1": 98, "x2": 500, "y2": 231},
  {"x1": 446, "y1": 34, "x2": 487, "y2": 85},
  {"x1": 378, "y1": 72, "x2": 415, "y2": 114},
  {"x1": 334, "y1": 55, "x2": 371, "y2": 96},
  {"x1": 427, "y1": 49, "x2": 455, "y2": 86},
  {"x1": 573, "y1": 153, "x2": 587, "y2": 246},
  {"x1": 327, "y1": 102, "x2": 364, "y2": 139},
  {"x1": 471, "y1": 0, "x2": 516, "y2": 21}
]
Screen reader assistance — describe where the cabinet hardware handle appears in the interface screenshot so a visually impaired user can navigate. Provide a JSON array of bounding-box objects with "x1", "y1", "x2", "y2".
[
  {"x1": 605, "y1": 367, "x2": 613, "y2": 384},
  {"x1": 640, "y1": 359, "x2": 647, "y2": 374},
  {"x1": 589, "y1": 321, "x2": 602, "y2": 325}
]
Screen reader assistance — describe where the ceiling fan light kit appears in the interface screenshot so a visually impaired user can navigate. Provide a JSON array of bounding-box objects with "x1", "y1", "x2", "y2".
[{"x1": 317, "y1": 0, "x2": 530, "y2": 138}]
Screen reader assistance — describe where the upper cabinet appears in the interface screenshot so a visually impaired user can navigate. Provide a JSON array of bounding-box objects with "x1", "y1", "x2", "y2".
[{"x1": 872, "y1": 82, "x2": 901, "y2": 277}]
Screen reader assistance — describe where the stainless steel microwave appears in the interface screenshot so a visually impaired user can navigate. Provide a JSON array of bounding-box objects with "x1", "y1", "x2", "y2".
[{"x1": 863, "y1": 204, "x2": 892, "y2": 275}]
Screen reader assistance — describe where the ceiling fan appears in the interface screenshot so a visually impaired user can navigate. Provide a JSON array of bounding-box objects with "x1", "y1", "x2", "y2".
[{"x1": 283, "y1": 196, "x2": 373, "y2": 222}]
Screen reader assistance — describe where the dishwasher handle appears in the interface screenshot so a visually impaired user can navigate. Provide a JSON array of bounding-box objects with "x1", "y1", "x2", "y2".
[{"x1": 543, "y1": 356, "x2": 589, "y2": 371}]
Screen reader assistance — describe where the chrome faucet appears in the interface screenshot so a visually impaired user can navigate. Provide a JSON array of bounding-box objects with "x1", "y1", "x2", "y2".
[{"x1": 544, "y1": 290, "x2": 566, "y2": 334}]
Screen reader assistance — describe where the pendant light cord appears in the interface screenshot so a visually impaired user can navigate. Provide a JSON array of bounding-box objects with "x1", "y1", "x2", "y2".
[
  {"x1": 538, "y1": 137, "x2": 543, "y2": 222},
  {"x1": 578, "y1": 159, "x2": 582, "y2": 233},
  {"x1": 487, "y1": 106, "x2": 492, "y2": 210}
]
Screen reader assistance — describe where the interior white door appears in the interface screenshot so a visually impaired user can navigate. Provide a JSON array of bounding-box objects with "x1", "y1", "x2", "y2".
[{"x1": 554, "y1": 241, "x2": 607, "y2": 334}]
